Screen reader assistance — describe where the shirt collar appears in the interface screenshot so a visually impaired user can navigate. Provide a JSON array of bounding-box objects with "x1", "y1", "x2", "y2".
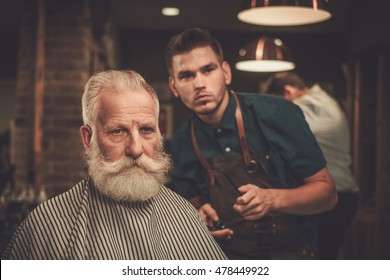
[{"x1": 192, "y1": 90, "x2": 236, "y2": 140}]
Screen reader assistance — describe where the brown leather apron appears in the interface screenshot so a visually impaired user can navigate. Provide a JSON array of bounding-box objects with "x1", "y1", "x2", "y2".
[{"x1": 191, "y1": 91, "x2": 315, "y2": 259}]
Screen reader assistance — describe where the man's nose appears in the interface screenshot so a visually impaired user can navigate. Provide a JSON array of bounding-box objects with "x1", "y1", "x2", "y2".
[
  {"x1": 125, "y1": 133, "x2": 143, "y2": 159},
  {"x1": 193, "y1": 73, "x2": 206, "y2": 90}
]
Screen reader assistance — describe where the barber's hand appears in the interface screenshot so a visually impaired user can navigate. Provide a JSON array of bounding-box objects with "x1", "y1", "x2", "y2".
[
  {"x1": 209, "y1": 228, "x2": 233, "y2": 239},
  {"x1": 198, "y1": 203, "x2": 234, "y2": 239},
  {"x1": 233, "y1": 184, "x2": 274, "y2": 220}
]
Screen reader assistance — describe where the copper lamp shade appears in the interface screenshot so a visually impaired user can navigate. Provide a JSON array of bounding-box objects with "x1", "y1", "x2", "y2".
[
  {"x1": 235, "y1": 36, "x2": 295, "y2": 72},
  {"x1": 238, "y1": 0, "x2": 332, "y2": 26}
]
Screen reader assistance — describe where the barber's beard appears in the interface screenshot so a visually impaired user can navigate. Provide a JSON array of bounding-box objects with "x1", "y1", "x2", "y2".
[
  {"x1": 194, "y1": 88, "x2": 227, "y2": 117},
  {"x1": 85, "y1": 138, "x2": 172, "y2": 202}
]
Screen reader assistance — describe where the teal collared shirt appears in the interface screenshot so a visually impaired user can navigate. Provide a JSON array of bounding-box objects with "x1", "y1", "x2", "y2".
[{"x1": 168, "y1": 91, "x2": 326, "y2": 200}]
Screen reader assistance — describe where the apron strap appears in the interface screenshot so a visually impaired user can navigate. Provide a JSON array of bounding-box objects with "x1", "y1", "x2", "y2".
[
  {"x1": 231, "y1": 91, "x2": 258, "y2": 173},
  {"x1": 191, "y1": 120, "x2": 215, "y2": 186}
]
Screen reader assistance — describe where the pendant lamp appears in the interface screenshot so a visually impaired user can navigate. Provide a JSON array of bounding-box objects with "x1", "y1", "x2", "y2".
[
  {"x1": 235, "y1": 36, "x2": 295, "y2": 72},
  {"x1": 238, "y1": 0, "x2": 332, "y2": 26}
]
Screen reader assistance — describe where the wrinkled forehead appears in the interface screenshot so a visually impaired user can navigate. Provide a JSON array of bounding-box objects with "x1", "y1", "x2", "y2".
[{"x1": 97, "y1": 87, "x2": 157, "y2": 118}]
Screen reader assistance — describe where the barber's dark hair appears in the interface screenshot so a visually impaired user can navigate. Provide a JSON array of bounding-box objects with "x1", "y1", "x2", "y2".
[
  {"x1": 165, "y1": 27, "x2": 224, "y2": 76},
  {"x1": 264, "y1": 72, "x2": 307, "y2": 96}
]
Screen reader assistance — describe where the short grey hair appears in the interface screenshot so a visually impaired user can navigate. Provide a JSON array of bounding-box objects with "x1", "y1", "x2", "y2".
[{"x1": 81, "y1": 69, "x2": 160, "y2": 128}]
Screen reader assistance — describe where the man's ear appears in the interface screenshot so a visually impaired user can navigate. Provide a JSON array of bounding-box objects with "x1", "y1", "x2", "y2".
[
  {"x1": 222, "y1": 61, "x2": 232, "y2": 85},
  {"x1": 283, "y1": 85, "x2": 296, "y2": 101},
  {"x1": 168, "y1": 76, "x2": 179, "y2": 98},
  {"x1": 80, "y1": 124, "x2": 92, "y2": 150}
]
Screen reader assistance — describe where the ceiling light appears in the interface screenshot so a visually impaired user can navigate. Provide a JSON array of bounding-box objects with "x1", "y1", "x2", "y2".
[
  {"x1": 235, "y1": 36, "x2": 295, "y2": 72},
  {"x1": 161, "y1": 7, "x2": 180, "y2": 17},
  {"x1": 238, "y1": 0, "x2": 332, "y2": 26}
]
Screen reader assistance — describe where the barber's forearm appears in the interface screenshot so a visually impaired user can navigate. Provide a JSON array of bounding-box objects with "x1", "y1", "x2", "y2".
[{"x1": 271, "y1": 181, "x2": 337, "y2": 215}]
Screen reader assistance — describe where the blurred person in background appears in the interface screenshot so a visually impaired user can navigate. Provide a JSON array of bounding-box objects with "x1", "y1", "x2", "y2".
[{"x1": 265, "y1": 71, "x2": 359, "y2": 259}]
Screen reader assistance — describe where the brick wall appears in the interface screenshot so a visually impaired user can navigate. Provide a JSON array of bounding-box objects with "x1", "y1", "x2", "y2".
[{"x1": 12, "y1": 0, "x2": 96, "y2": 199}]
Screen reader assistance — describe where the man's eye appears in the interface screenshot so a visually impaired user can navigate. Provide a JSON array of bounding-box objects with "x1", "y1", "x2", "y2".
[
  {"x1": 112, "y1": 129, "x2": 124, "y2": 135},
  {"x1": 203, "y1": 67, "x2": 215, "y2": 74},
  {"x1": 179, "y1": 72, "x2": 193, "y2": 80},
  {"x1": 140, "y1": 127, "x2": 154, "y2": 134}
]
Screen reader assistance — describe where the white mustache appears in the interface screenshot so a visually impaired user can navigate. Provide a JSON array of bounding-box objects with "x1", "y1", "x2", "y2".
[{"x1": 100, "y1": 153, "x2": 168, "y2": 175}]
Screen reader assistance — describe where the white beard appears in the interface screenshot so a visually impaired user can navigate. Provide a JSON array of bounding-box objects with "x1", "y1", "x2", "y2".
[{"x1": 85, "y1": 137, "x2": 172, "y2": 202}]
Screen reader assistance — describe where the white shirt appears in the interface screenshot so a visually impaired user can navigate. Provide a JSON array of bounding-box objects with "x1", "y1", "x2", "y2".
[{"x1": 294, "y1": 84, "x2": 359, "y2": 193}]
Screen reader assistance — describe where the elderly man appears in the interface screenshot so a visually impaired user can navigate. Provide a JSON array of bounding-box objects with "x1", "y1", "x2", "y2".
[{"x1": 2, "y1": 70, "x2": 227, "y2": 260}]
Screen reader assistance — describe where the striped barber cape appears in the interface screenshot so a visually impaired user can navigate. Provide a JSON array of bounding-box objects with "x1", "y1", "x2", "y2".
[{"x1": 1, "y1": 177, "x2": 227, "y2": 260}]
